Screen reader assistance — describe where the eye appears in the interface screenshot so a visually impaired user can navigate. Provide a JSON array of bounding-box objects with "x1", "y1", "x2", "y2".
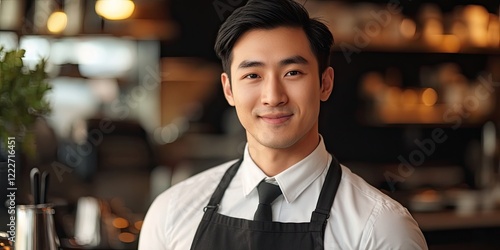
[
  {"x1": 243, "y1": 73, "x2": 259, "y2": 79},
  {"x1": 285, "y1": 71, "x2": 301, "y2": 76}
]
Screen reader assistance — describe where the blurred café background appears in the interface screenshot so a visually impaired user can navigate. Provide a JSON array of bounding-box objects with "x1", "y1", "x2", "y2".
[{"x1": 0, "y1": 0, "x2": 500, "y2": 249}]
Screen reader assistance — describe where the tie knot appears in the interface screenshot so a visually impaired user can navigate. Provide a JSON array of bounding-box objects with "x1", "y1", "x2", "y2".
[{"x1": 257, "y1": 180, "x2": 282, "y2": 205}]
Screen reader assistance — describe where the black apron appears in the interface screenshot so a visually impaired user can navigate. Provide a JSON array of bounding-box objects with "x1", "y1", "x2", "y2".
[{"x1": 190, "y1": 156, "x2": 342, "y2": 250}]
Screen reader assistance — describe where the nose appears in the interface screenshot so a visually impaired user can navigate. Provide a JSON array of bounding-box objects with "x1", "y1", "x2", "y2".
[{"x1": 261, "y1": 76, "x2": 288, "y2": 106}]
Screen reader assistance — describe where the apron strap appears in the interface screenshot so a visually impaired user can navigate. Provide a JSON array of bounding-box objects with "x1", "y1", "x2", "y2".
[
  {"x1": 202, "y1": 158, "x2": 243, "y2": 219},
  {"x1": 311, "y1": 155, "x2": 342, "y2": 225}
]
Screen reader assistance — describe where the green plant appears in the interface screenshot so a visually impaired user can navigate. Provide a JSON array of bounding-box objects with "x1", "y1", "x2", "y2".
[{"x1": 0, "y1": 47, "x2": 51, "y2": 157}]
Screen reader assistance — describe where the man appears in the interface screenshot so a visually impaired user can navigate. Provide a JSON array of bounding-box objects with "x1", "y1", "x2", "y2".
[{"x1": 139, "y1": 0, "x2": 427, "y2": 249}]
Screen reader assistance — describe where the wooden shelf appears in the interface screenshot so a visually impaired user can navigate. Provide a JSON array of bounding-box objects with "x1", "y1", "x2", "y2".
[{"x1": 359, "y1": 104, "x2": 494, "y2": 127}]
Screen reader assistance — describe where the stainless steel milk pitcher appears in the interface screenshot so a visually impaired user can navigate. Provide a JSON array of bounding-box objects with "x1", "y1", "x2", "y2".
[{"x1": 15, "y1": 204, "x2": 60, "y2": 250}]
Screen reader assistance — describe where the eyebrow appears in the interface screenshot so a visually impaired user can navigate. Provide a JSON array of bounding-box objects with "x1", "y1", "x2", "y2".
[
  {"x1": 279, "y1": 55, "x2": 308, "y2": 66},
  {"x1": 237, "y1": 55, "x2": 309, "y2": 69},
  {"x1": 237, "y1": 60, "x2": 264, "y2": 69}
]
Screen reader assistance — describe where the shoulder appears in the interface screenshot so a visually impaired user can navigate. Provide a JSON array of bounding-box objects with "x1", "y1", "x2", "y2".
[
  {"x1": 335, "y1": 165, "x2": 427, "y2": 249},
  {"x1": 171, "y1": 160, "x2": 237, "y2": 193},
  {"x1": 139, "y1": 159, "x2": 238, "y2": 249},
  {"x1": 153, "y1": 159, "x2": 238, "y2": 213},
  {"x1": 338, "y1": 165, "x2": 403, "y2": 209}
]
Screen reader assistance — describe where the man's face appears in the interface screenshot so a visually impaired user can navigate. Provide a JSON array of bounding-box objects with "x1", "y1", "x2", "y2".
[{"x1": 221, "y1": 27, "x2": 333, "y2": 152}]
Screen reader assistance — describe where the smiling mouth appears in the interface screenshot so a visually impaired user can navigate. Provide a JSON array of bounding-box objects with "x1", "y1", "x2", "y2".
[{"x1": 259, "y1": 114, "x2": 293, "y2": 125}]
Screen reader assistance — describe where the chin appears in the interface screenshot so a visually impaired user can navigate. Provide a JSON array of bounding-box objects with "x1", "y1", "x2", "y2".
[{"x1": 257, "y1": 135, "x2": 298, "y2": 149}]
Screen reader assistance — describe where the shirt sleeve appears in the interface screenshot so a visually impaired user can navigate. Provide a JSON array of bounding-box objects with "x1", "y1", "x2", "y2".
[
  {"x1": 138, "y1": 192, "x2": 171, "y2": 250},
  {"x1": 363, "y1": 205, "x2": 428, "y2": 250}
]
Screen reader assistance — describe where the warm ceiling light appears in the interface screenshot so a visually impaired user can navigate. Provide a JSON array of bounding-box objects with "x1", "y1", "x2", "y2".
[
  {"x1": 112, "y1": 217, "x2": 129, "y2": 229},
  {"x1": 400, "y1": 18, "x2": 416, "y2": 39},
  {"x1": 118, "y1": 232, "x2": 136, "y2": 243},
  {"x1": 422, "y1": 88, "x2": 438, "y2": 106},
  {"x1": 47, "y1": 11, "x2": 67, "y2": 33},
  {"x1": 95, "y1": 0, "x2": 135, "y2": 21}
]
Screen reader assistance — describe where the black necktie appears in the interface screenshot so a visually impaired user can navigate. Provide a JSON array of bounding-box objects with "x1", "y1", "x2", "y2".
[{"x1": 254, "y1": 180, "x2": 282, "y2": 221}]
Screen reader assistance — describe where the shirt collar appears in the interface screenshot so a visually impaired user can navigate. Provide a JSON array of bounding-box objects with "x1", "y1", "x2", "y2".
[{"x1": 240, "y1": 136, "x2": 330, "y2": 203}]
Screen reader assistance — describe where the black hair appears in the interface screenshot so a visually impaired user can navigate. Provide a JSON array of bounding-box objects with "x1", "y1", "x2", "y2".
[{"x1": 214, "y1": 0, "x2": 334, "y2": 80}]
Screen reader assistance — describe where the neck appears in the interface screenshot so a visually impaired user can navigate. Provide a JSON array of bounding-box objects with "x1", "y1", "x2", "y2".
[{"x1": 247, "y1": 132, "x2": 320, "y2": 177}]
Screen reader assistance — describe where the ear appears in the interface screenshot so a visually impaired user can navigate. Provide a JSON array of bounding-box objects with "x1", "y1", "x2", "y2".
[
  {"x1": 221, "y1": 73, "x2": 235, "y2": 106},
  {"x1": 320, "y1": 67, "x2": 334, "y2": 101}
]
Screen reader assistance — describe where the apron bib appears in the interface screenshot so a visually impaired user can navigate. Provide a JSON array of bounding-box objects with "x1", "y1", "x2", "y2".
[{"x1": 190, "y1": 156, "x2": 342, "y2": 250}]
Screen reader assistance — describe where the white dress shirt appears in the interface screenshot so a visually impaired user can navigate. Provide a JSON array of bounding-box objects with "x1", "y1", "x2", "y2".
[{"x1": 139, "y1": 139, "x2": 428, "y2": 249}]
